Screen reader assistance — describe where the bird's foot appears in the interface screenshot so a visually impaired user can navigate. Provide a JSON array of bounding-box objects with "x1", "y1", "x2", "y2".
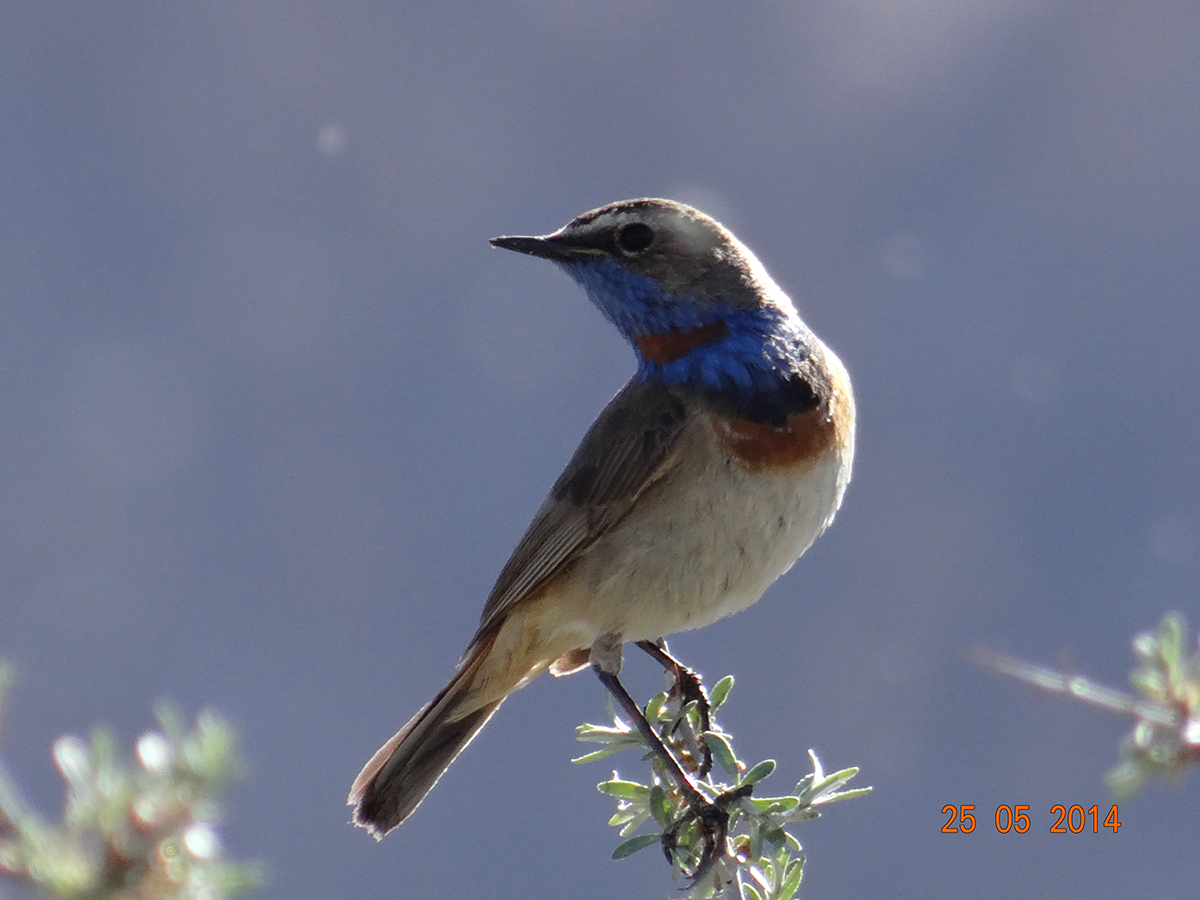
[{"x1": 661, "y1": 783, "x2": 753, "y2": 883}]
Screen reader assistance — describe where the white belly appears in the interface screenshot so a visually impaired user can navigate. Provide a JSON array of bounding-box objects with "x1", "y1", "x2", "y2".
[{"x1": 563, "y1": 418, "x2": 853, "y2": 643}]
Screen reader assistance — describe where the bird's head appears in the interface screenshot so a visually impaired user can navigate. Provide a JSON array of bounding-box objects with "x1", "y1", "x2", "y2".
[
  {"x1": 491, "y1": 199, "x2": 820, "y2": 416},
  {"x1": 491, "y1": 199, "x2": 801, "y2": 363}
]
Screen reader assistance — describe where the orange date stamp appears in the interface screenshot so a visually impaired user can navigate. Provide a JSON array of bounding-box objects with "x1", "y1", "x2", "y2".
[{"x1": 941, "y1": 804, "x2": 1122, "y2": 833}]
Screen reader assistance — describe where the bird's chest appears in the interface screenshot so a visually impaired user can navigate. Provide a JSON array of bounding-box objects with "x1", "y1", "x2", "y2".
[
  {"x1": 682, "y1": 417, "x2": 847, "y2": 609},
  {"x1": 711, "y1": 405, "x2": 836, "y2": 473},
  {"x1": 577, "y1": 411, "x2": 849, "y2": 639}
]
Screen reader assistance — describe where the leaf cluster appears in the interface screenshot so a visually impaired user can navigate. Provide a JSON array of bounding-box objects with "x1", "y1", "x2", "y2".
[
  {"x1": 0, "y1": 667, "x2": 261, "y2": 900},
  {"x1": 575, "y1": 675, "x2": 868, "y2": 900},
  {"x1": 1107, "y1": 612, "x2": 1200, "y2": 797}
]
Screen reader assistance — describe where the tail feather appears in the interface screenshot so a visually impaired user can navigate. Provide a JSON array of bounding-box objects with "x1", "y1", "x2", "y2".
[{"x1": 349, "y1": 633, "x2": 503, "y2": 836}]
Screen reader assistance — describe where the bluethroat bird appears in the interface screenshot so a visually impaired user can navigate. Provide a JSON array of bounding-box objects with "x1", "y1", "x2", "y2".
[{"x1": 350, "y1": 198, "x2": 855, "y2": 841}]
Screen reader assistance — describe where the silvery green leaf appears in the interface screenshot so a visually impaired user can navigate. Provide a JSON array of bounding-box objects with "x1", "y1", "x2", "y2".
[
  {"x1": 709, "y1": 675, "x2": 734, "y2": 712},
  {"x1": 705, "y1": 731, "x2": 740, "y2": 776},
  {"x1": 741, "y1": 759, "x2": 776, "y2": 787},
  {"x1": 612, "y1": 833, "x2": 661, "y2": 859}
]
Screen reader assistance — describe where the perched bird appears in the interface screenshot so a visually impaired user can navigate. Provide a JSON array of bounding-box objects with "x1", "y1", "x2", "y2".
[{"x1": 349, "y1": 198, "x2": 855, "y2": 837}]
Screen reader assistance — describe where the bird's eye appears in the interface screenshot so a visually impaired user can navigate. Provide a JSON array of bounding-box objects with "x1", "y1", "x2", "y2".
[{"x1": 615, "y1": 222, "x2": 654, "y2": 256}]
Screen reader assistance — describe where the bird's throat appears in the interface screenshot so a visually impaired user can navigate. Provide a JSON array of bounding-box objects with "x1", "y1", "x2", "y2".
[
  {"x1": 634, "y1": 321, "x2": 730, "y2": 365},
  {"x1": 634, "y1": 309, "x2": 825, "y2": 428}
]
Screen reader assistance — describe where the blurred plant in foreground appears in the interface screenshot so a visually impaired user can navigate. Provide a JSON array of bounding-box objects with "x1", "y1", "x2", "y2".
[
  {"x1": 0, "y1": 663, "x2": 262, "y2": 900},
  {"x1": 575, "y1": 673, "x2": 868, "y2": 900},
  {"x1": 974, "y1": 611, "x2": 1200, "y2": 798}
]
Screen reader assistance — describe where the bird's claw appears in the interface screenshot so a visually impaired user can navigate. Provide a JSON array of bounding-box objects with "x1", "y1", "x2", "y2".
[{"x1": 661, "y1": 784, "x2": 754, "y2": 882}]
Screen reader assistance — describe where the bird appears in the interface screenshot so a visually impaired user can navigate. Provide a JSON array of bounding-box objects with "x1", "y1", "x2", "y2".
[{"x1": 349, "y1": 197, "x2": 855, "y2": 838}]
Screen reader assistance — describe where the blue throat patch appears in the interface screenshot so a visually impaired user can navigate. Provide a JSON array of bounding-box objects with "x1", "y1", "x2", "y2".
[{"x1": 563, "y1": 257, "x2": 820, "y2": 425}]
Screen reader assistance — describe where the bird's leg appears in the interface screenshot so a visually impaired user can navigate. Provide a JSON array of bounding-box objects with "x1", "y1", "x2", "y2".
[
  {"x1": 591, "y1": 635, "x2": 745, "y2": 881},
  {"x1": 636, "y1": 639, "x2": 712, "y2": 776},
  {"x1": 591, "y1": 635, "x2": 708, "y2": 806}
]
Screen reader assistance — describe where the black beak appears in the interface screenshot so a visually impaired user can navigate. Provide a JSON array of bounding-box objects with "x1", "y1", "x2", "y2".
[{"x1": 489, "y1": 233, "x2": 605, "y2": 261}]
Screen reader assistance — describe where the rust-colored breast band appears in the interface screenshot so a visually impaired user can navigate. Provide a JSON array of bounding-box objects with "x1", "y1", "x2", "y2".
[
  {"x1": 718, "y1": 408, "x2": 836, "y2": 472},
  {"x1": 635, "y1": 321, "x2": 729, "y2": 365}
]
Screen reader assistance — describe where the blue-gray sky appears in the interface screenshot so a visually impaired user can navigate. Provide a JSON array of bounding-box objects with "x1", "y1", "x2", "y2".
[{"x1": 3, "y1": 3, "x2": 1199, "y2": 898}]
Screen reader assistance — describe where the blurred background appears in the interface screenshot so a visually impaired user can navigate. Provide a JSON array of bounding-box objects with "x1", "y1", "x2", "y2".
[{"x1": 2, "y1": 2, "x2": 1198, "y2": 898}]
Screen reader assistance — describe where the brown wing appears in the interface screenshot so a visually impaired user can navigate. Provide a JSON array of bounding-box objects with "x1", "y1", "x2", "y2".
[{"x1": 474, "y1": 377, "x2": 691, "y2": 638}]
